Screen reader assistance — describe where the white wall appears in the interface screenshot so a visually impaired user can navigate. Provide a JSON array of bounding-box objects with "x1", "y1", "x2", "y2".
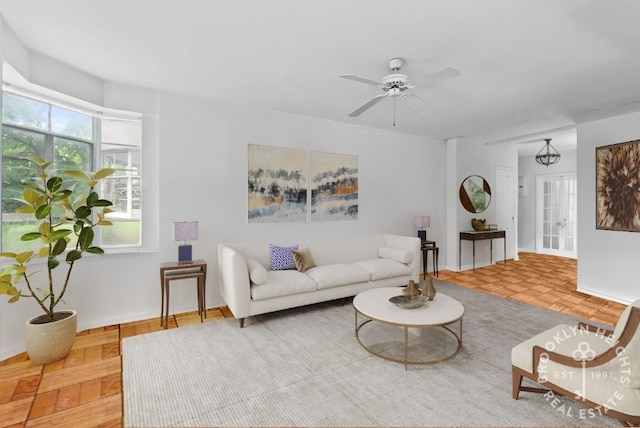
[
  {"x1": 577, "y1": 112, "x2": 640, "y2": 304},
  {"x1": 517, "y1": 149, "x2": 577, "y2": 251},
  {"x1": 449, "y1": 138, "x2": 519, "y2": 270},
  {"x1": 157, "y1": 92, "x2": 447, "y2": 318},
  {"x1": 0, "y1": 19, "x2": 446, "y2": 359}
]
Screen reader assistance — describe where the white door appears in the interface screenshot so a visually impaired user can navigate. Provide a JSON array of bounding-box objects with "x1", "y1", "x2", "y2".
[
  {"x1": 536, "y1": 174, "x2": 577, "y2": 258},
  {"x1": 495, "y1": 166, "x2": 517, "y2": 261}
]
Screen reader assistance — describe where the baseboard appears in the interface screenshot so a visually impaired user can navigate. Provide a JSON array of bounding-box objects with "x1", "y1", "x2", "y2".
[
  {"x1": 577, "y1": 286, "x2": 632, "y2": 305},
  {"x1": 1, "y1": 298, "x2": 228, "y2": 361},
  {"x1": 456, "y1": 261, "x2": 494, "y2": 272},
  {"x1": 0, "y1": 344, "x2": 26, "y2": 362},
  {"x1": 76, "y1": 297, "x2": 228, "y2": 333}
]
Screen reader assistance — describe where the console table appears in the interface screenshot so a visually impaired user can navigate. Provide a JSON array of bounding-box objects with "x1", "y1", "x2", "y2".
[
  {"x1": 160, "y1": 260, "x2": 207, "y2": 328},
  {"x1": 459, "y1": 230, "x2": 506, "y2": 271}
]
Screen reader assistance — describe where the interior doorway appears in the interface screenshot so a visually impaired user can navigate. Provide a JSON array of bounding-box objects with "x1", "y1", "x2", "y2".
[
  {"x1": 536, "y1": 174, "x2": 577, "y2": 258},
  {"x1": 495, "y1": 166, "x2": 517, "y2": 261}
]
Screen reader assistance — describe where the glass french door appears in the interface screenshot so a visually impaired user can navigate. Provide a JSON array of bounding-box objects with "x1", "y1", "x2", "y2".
[{"x1": 536, "y1": 174, "x2": 577, "y2": 258}]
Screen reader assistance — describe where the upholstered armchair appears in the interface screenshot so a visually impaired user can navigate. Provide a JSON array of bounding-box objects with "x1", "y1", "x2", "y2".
[{"x1": 511, "y1": 300, "x2": 640, "y2": 426}]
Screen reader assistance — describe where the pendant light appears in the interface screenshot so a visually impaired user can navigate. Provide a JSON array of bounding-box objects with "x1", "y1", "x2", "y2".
[{"x1": 535, "y1": 138, "x2": 561, "y2": 166}]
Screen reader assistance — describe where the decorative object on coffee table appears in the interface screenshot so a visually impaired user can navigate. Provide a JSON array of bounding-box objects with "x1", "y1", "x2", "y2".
[
  {"x1": 471, "y1": 218, "x2": 487, "y2": 231},
  {"x1": 403, "y1": 280, "x2": 421, "y2": 296},
  {"x1": 421, "y1": 277, "x2": 437, "y2": 301},
  {"x1": 389, "y1": 294, "x2": 427, "y2": 309}
]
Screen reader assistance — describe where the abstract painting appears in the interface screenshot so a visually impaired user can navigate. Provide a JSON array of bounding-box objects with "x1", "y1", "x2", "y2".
[
  {"x1": 311, "y1": 151, "x2": 358, "y2": 221},
  {"x1": 248, "y1": 144, "x2": 307, "y2": 223},
  {"x1": 596, "y1": 139, "x2": 640, "y2": 232}
]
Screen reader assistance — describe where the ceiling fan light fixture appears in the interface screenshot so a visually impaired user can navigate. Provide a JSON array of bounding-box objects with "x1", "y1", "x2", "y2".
[
  {"x1": 388, "y1": 87, "x2": 401, "y2": 97},
  {"x1": 340, "y1": 57, "x2": 460, "y2": 122},
  {"x1": 535, "y1": 138, "x2": 561, "y2": 166}
]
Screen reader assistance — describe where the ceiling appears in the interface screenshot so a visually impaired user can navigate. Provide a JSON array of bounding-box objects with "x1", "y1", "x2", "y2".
[{"x1": 1, "y1": 0, "x2": 640, "y2": 154}]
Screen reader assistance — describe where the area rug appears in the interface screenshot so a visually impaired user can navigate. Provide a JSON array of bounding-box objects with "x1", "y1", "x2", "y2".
[{"x1": 122, "y1": 281, "x2": 620, "y2": 427}]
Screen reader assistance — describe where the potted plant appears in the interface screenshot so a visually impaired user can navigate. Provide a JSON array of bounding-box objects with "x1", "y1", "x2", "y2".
[{"x1": 0, "y1": 157, "x2": 114, "y2": 364}]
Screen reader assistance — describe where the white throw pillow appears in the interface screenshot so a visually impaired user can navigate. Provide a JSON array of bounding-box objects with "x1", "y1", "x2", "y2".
[
  {"x1": 378, "y1": 246, "x2": 412, "y2": 265},
  {"x1": 246, "y1": 258, "x2": 268, "y2": 285}
]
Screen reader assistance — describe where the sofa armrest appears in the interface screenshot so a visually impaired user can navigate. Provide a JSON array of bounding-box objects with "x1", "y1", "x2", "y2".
[
  {"x1": 383, "y1": 234, "x2": 421, "y2": 282},
  {"x1": 218, "y1": 243, "x2": 252, "y2": 319}
]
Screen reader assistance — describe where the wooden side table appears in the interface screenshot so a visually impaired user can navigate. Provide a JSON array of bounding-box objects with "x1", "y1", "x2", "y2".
[
  {"x1": 160, "y1": 260, "x2": 207, "y2": 329},
  {"x1": 421, "y1": 240, "x2": 439, "y2": 277}
]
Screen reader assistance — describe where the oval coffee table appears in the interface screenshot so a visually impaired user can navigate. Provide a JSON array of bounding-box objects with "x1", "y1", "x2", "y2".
[{"x1": 353, "y1": 286, "x2": 464, "y2": 370}]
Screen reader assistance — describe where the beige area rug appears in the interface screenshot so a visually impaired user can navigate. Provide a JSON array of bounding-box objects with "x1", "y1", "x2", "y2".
[{"x1": 122, "y1": 281, "x2": 620, "y2": 427}]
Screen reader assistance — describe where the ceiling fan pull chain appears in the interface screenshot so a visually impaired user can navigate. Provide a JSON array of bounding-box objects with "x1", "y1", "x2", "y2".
[{"x1": 393, "y1": 94, "x2": 396, "y2": 127}]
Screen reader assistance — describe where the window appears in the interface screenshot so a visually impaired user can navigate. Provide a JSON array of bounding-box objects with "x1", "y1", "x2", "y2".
[{"x1": 1, "y1": 90, "x2": 142, "y2": 253}]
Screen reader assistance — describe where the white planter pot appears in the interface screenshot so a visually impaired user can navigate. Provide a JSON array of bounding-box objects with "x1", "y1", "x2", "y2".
[{"x1": 25, "y1": 310, "x2": 77, "y2": 365}]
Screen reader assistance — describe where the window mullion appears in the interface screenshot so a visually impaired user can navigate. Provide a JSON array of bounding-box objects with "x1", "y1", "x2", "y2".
[{"x1": 44, "y1": 134, "x2": 54, "y2": 164}]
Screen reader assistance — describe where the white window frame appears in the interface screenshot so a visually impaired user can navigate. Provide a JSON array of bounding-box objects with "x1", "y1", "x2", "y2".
[{"x1": 1, "y1": 85, "x2": 143, "y2": 251}]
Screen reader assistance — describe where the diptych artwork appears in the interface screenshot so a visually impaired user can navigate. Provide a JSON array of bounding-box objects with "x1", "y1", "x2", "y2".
[
  {"x1": 596, "y1": 139, "x2": 640, "y2": 232},
  {"x1": 310, "y1": 151, "x2": 358, "y2": 221},
  {"x1": 247, "y1": 144, "x2": 307, "y2": 223},
  {"x1": 247, "y1": 145, "x2": 359, "y2": 223}
]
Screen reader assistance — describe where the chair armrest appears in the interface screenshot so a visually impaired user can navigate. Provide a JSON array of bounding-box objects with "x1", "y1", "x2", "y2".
[
  {"x1": 577, "y1": 322, "x2": 614, "y2": 337},
  {"x1": 532, "y1": 342, "x2": 618, "y2": 373},
  {"x1": 532, "y1": 308, "x2": 640, "y2": 375}
]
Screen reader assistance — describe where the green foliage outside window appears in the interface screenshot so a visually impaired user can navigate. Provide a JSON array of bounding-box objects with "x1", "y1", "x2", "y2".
[{"x1": 1, "y1": 90, "x2": 142, "y2": 252}]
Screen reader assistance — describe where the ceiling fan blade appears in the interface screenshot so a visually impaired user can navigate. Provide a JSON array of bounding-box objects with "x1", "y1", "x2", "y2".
[
  {"x1": 348, "y1": 93, "x2": 388, "y2": 117},
  {"x1": 401, "y1": 92, "x2": 432, "y2": 116},
  {"x1": 340, "y1": 74, "x2": 383, "y2": 87},
  {"x1": 423, "y1": 67, "x2": 460, "y2": 84}
]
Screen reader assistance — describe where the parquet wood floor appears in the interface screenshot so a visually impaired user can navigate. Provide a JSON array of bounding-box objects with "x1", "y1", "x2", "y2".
[{"x1": 0, "y1": 252, "x2": 627, "y2": 427}]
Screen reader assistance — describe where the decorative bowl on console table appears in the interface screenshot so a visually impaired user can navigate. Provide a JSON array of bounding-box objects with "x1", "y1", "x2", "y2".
[{"x1": 471, "y1": 218, "x2": 487, "y2": 231}]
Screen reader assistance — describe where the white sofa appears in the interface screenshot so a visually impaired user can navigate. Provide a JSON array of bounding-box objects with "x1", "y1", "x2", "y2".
[{"x1": 218, "y1": 234, "x2": 420, "y2": 327}]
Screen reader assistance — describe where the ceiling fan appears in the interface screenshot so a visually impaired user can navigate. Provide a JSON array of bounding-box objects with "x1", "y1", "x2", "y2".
[{"x1": 340, "y1": 58, "x2": 459, "y2": 123}]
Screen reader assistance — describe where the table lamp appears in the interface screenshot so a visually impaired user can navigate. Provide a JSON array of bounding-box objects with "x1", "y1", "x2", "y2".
[
  {"x1": 172, "y1": 221, "x2": 198, "y2": 263},
  {"x1": 414, "y1": 215, "x2": 430, "y2": 240}
]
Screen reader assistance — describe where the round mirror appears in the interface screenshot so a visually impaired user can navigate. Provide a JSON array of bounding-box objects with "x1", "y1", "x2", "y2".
[{"x1": 459, "y1": 175, "x2": 491, "y2": 213}]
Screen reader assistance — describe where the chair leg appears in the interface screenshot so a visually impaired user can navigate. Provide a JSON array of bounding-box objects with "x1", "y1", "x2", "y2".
[
  {"x1": 239, "y1": 318, "x2": 245, "y2": 328},
  {"x1": 512, "y1": 369, "x2": 523, "y2": 400}
]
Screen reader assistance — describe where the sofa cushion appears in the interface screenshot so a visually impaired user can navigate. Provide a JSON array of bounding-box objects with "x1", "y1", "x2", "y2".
[
  {"x1": 378, "y1": 246, "x2": 412, "y2": 264},
  {"x1": 352, "y1": 259, "x2": 412, "y2": 281},
  {"x1": 305, "y1": 264, "x2": 371, "y2": 290},
  {"x1": 292, "y1": 248, "x2": 317, "y2": 272},
  {"x1": 269, "y1": 244, "x2": 298, "y2": 270},
  {"x1": 307, "y1": 234, "x2": 384, "y2": 265},
  {"x1": 246, "y1": 258, "x2": 268, "y2": 285},
  {"x1": 250, "y1": 270, "x2": 317, "y2": 300}
]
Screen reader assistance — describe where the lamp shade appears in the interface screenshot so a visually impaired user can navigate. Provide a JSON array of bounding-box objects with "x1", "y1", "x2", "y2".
[
  {"x1": 414, "y1": 215, "x2": 431, "y2": 229},
  {"x1": 172, "y1": 221, "x2": 199, "y2": 242}
]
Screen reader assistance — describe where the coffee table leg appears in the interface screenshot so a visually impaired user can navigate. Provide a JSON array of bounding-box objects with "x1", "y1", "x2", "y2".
[{"x1": 404, "y1": 326, "x2": 408, "y2": 371}]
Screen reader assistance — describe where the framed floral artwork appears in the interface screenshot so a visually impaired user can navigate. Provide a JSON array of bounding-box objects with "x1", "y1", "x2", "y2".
[{"x1": 596, "y1": 139, "x2": 640, "y2": 231}]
